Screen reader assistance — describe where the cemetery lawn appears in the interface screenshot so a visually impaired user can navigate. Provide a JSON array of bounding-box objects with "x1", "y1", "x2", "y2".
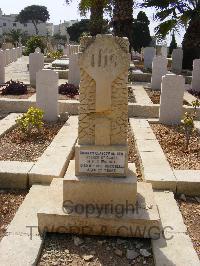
[
  {"x1": 128, "y1": 125, "x2": 142, "y2": 181},
  {"x1": 145, "y1": 89, "x2": 190, "y2": 105},
  {"x1": 0, "y1": 122, "x2": 64, "y2": 162},
  {"x1": 0, "y1": 86, "x2": 35, "y2": 99},
  {"x1": 38, "y1": 234, "x2": 154, "y2": 266},
  {"x1": 151, "y1": 123, "x2": 199, "y2": 170},
  {"x1": 177, "y1": 196, "x2": 200, "y2": 258},
  {"x1": 0, "y1": 189, "x2": 28, "y2": 241}
]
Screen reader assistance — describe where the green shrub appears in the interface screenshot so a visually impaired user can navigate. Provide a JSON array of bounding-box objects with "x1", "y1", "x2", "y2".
[
  {"x1": 16, "y1": 107, "x2": 44, "y2": 135},
  {"x1": 47, "y1": 50, "x2": 63, "y2": 59},
  {"x1": 24, "y1": 36, "x2": 45, "y2": 55}
]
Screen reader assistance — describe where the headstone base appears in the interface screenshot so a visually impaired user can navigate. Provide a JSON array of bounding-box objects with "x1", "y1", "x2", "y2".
[{"x1": 37, "y1": 162, "x2": 161, "y2": 238}]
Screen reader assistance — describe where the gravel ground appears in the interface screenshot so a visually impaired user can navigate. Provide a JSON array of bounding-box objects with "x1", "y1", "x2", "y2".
[
  {"x1": 59, "y1": 94, "x2": 79, "y2": 101},
  {"x1": 0, "y1": 122, "x2": 64, "y2": 162},
  {"x1": 145, "y1": 89, "x2": 190, "y2": 105},
  {"x1": 177, "y1": 196, "x2": 200, "y2": 258},
  {"x1": 151, "y1": 123, "x2": 200, "y2": 170},
  {"x1": 38, "y1": 234, "x2": 154, "y2": 266},
  {"x1": 0, "y1": 189, "x2": 28, "y2": 240},
  {"x1": 128, "y1": 125, "x2": 143, "y2": 181},
  {"x1": 0, "y1": 87, "x2": 36, "y2": 99}
]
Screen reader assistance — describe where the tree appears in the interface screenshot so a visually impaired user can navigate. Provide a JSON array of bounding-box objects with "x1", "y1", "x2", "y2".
[
  {"x1": 169, "y1": 31, "x2": 177, "y2": 56},
  {"x1": 66, "y1": 0, "x2": 111, "y2": 36},
  {"x1": 112, "y1": 0, "x2": 134, "y2": 45},
  {"x1": 132, "y1": 11, "x2": 152, "y2": 51},
  {"x1": 16, "y1": 5, "x2": 50, "y2": 35},
  {"x1": 67, "y1": 19, "x2": 90, "y2": 42},
  {"x1": 141, "y1": 0, "x2": 200, "y2": 69},
  {"x1": 3, "y1": 29, "x2": 28, "y2": 45}
]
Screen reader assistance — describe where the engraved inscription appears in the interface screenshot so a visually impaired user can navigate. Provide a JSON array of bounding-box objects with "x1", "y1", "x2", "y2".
[{"x1": 79, "y1": 150, "x2": 126, "y2": 174}]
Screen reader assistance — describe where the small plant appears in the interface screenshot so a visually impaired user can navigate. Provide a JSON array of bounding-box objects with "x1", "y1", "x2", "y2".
[
  {"x1": 58, "y1": 83, "x2": 79, "y2": 98},
  {"x1": 182, "y1": 99, "x2": 199, "y2": 149},
  {"x1": 1, "y1": 80, "x2": 28, "y2": 95},
  {"x1": 47, "y1": 50, "x2": 63, "y2": 59},
  {"x1": 24, "y1": 36, "x2": 45, "y2": 55},
  {"x1": 188, "y1": 89, "x2": 200, "y2": 99},
  {"x1": 16, "y1": 107, "x2": 44, "y2": 135}
]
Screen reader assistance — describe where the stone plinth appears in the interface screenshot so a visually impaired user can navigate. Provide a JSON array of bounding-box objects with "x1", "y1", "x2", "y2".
[
  {"x1": 29, "y1": 52, "x2": 44, "y2": 87},
  {"x1": 159, "y1": 74, "x2": 185, "y2": 124},
  {"x1": 64, "y1": 161, "x2": 137, "y2": 206},
  {"x1": 172, "y1": 48, "x2": 183, "y2": 74},
  {"x1": 151, "y1": 56, "x2": 168, "y2": 90},
  {"x1": 144, "y1": 47, "x2": 156, "y2": 69},
  {"x1": 192, "y1": 59, "x2": 200, "y2": 92},
  {"x1": 38, "y1": 176, "x2": 160, "y2": 238},
  {"x1": 36, "y1": 69, "x2": 58, "y2": 121}
]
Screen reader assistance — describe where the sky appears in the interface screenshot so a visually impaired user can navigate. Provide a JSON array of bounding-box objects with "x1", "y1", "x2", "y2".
[{"x1": 0, "y1": 0, "x2": 184, "y2": 45}]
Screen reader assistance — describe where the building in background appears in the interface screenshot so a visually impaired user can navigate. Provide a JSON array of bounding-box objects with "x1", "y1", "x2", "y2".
[{"x1": 0, "y1": 9, "x2": 77, "y2": 38}]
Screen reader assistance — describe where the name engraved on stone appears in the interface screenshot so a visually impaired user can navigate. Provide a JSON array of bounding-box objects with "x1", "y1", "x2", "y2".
[{"x1": 79, "y1": 150, "x2": 126, "y2": 174}]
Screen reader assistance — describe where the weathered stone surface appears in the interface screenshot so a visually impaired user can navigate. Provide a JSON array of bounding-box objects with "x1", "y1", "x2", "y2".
[
  {"x1": 38, "y1": 179, "x2": 160, "y2": 238},
  {"x1": 159, "y1": 74, "x2": 185, "y2": 125},
  {"x1": 0, "y1": 49, "x2": 5, "y2": 84},
  {"x1": 63, "y1": 161, "x2": 137, "y2": 205}
]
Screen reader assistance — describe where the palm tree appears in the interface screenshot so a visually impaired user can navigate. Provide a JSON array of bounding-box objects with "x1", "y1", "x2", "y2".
[
  {"x1": 66, "y1": 0, "x2": 111, "y2": 36},
  {"x1": 112, "y1": 0, "x2": 134, "y2": 42},
  {"x1": 141, "y1": 0, "x2": 200, "y2": 69}
]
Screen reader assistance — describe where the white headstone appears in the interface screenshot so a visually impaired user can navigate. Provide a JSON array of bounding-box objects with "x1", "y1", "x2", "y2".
[
  {"x1": 144, "y1": 47, "x2": 156, "y2": 69},
  {"x1": 0, "y1": 50, "x2": 5, "y2": 84},
  {"x1": 68, "y1": 53, "x2": 80, "y2": 87},
  {"x1": 36, "y1": 69, "x2": 58, "y2": 122},
  {"x1": 159, "y1": 74, "x2": 185, "y2": 124},
  {"x1": 35, "y1": 47, "x2": 41, "y2": 53},
  {"x1": 161, "y1": 46, "x2": 168, "y2": 58},
  {"x1": 172, "y1": 48, "x2": 183, "y2": 74},
  {"x1": 29, "y1": 52, "x2": 44, "y2": 87},
  {"x1": 5, "y1": 49, "x2": 10, "y2": 65},
  {"x1": 191, "y1": 59, "x2": 200, "y2": 92},
  {"x1": 151, "y1": 56, "x2": 168, "y2": 90}
]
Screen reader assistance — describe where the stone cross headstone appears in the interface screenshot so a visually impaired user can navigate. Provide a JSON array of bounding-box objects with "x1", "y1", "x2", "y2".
[
  {"x1": 191, "y1": 59, "x2": 200, "y2": 92},
  {"x1": 151, "y1": 56, "x2": 168, "y2": 90},
  {"x1": 159, "y1": 74, "x2": 185, "y2": 124},
  {"x1": 0, "y1": 50, "x2": 5, "y2": 84},
  {"x1": 68, "y1": 53, "x2": 80, "y2": 87},
  {"x1": 36, "y1": 70, "x2": 58, "y2": 121},
  {"x1": 144, "y1": 47, "x2": 156, "y2": 69},
  {"x1": 172, "y1": 48, "x2": 183, "y2": 74},
  {"x1": 29, "y1": 52, "x2": 44, "y2": 87},
  {"x1": 75, "y1": 34, "x2": 130, "y2": 177},
  {"x1": 5, "y1": 49, "x2": 10, "y2": 66}
]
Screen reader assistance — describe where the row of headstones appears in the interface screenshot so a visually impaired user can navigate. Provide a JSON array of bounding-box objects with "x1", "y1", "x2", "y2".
[
  {"x1": 144, "y1": 47, "x2": 183, "y2": 73},
  {"x1": 34, "y1": 70, "x2": 186, "y2": 125},
  {"x1": 151, "y1": 55, "x2": 200, "y2": 92},
  {"x1": 0, "y1": 47, "x2": 23, "y2": 83},
  {"x1": 29, "y1": 50, "x2": 80, "y2": 88},
  {"x1": 63, "y1": 45, "x2": 80, "y2": 57}
]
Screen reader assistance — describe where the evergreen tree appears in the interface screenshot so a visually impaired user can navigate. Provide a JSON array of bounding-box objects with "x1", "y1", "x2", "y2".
[
  {"x1": 132, "y1": 11, "x2": 152, "y2": 51},
  {"x1": 169, "y1": 32, "x2": 177, "y2": 56}
]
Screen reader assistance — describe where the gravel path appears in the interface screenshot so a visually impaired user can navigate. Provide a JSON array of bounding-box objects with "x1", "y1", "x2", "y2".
[
  {"x1": 38, "y1": 234, "x2": 154, "y2": 266},
  {"x1": 0, "y1": 189, "x2": 28, "y2": 240}
]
